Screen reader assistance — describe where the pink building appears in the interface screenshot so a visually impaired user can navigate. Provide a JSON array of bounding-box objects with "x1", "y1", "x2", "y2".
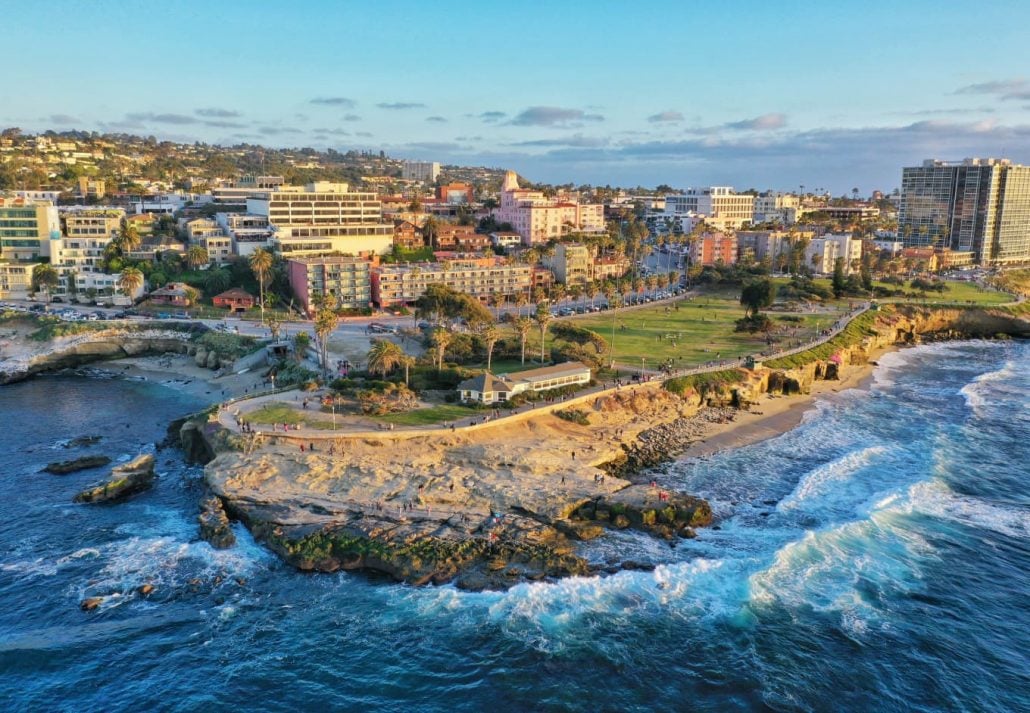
[
  {"x1": 494, "y1": 171, "x2": 604, "y2": 245},
  {"x1": 688, "y1": 233, "x2": 738, "y2": 266}
]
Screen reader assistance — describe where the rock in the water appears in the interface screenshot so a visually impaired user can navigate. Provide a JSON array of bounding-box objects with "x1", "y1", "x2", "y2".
[
  {"x1": 44, "y1": 455, "x2": 111, "y2": 475},
  {"x1": 80, "y1": 597, "x2": 103, "y2": 611},
  {"x1": 198, "y1": 497, "x2": 236, "y2": 549},
  {"x1": 574, "y1": 484, "x2": 713, "y2": 538},
  {"x1": 65, "y1": 435, "x2": 102, "y2": 449},
  {"x1": 73, "y1": 454, "x2": 156, "y2": 504},
  {"x1": 179, "y1": 420, "x2": 216, "y2": 465}
]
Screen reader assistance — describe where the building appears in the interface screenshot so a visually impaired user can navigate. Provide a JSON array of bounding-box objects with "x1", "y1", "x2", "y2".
[
  {"x1": 592, "y1": 254, "x2": 631, "y2": 281},
  {"x1": 666, "y1": 187, "x2": 754, "y2": 230},
  {"x1": 402, "y1": 161, "x2": 441, "y2": 183},
  {"x1": 148, "y1": 282, "x2": 194, "y2": 307},
  {"x1": 494, "y1": 171, "x2": 605, "y2": 245},
  {"x1": 287, "y1": 256, "x2": 373, "y2": 314},
  {"x1": 546, "y1": 243, "x2": 592, "y2": 284},
  {"x1": 735, "y1": 230, "x2": 815, "y2": 264},
  {"x1": 899, "y1": 157, "x2": 1030, "y2": 265},
  {"x1": 249, "y1": 182, "x2": 394, "y2": 258},
  {"x1": 814, "y1": 205, "x2": 881, "y2": 223},
  {"x1": 77, "y1": 176, "x2": 106, "y2": 199},
  {"x1": 436, "y1": 182, "x2": 474, "y2": 204},
  {"x1": 393, "y1": 220, "x2": 424, "y2": 251},
  {"x1": 216, "y1": 212, "x2": 273, "y2": 256},
  {"x1": 432, "y1": 224, "x2": 490, "y2": 251},
  {"x1": 753, "y1": 192, "x2": 801, "y2": 224},
  {"x1": 212, "y1": 288, "x2": 256, "y2": 312},
  {"x1": 210, "y1": 175, "x2": 284, "y2": 207},
  {"x1": 371, "y1": 256, "x2": 532, "y2": 308},
  {"x1": 0, "y1": 195, "x2": 59, "y2": 261},
  {"x1": 688, "y1": 233, "x2": 738, "y2": 266},
  {"x1": 804, "y1": 234, "x2": 863, "y2": 274},
  {"x1": 871, "y1": 239, "x2": 905, "y2": 256},
  {"x1": 457, "y1": 361, "x2": 592, "y2": 404},
  {"x1": 50, "y1": 208, "x2": 125, "y2": 298},
  {"x1": 0, "y1": 260, "x2": 39, "y2": 299},
  {"x1": 490, "y1": 231, "x2": 523, "y2": 249}
]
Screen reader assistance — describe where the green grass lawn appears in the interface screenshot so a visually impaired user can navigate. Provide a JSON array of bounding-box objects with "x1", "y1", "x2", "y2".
[
  {"x1": 244, "y1": 402, "x2": 337, "y2": 429},
  {"x1": 373, "y1": 404, "x2": 474, "y2": 426}
]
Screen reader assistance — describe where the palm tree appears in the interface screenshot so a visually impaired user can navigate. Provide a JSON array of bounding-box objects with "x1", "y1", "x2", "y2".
[
  {"x1": 186, "y1": 245, "x2": 209, "y2": 270},
  {"x1": 117, "y1": 266, "x2": 144, "y2": 300},
  {"x1": 367, "y1": 339, "x2": 405, "y2": 378},
  {"x1": 118, "y1": 222, "x2": 141, "y2": 253},
  {"x1": 313, "y1": 297, "x2": 340, "y2": 378},
  {"x1": 489, "y1": 292, "x2": 506, "y2": 319},
  {"x1": 513, "y1": 316, "x2": 532, "y2": 365},
  {"x1": 204, "y1": 268, "x2": 230, "y2": 295},
  {"x1": 514, "y1": 290, "x2": 529, "y2": 317},
  {"x1": 249, "y1": 248, "x2": 273, "y2": 324},
  {"x1": 430, "y1": 328, "x2": 452, "y2": 371},
  {"x1": 480, "y1": 323, "x2": 501, "y2": 372},
  {"x1": 398, "y1": 353, "x2": 415, "y2": 387},
  {"x1": 534, "y1": 302, "x2": 552, "y2": 364},
  {"x1": 31, "y1": 264, "x2": 59, "y2": 305}
]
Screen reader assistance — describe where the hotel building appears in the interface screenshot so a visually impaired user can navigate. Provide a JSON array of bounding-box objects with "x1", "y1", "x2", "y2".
[
  {"x1": 494, "y1": 171, "x2": 605, "y2": 245},
  {"x1": 287, "y1": 256, "x2": 373, "y2": 314},
  {"x1": 666, "y1": 187, "x2": 754, "y2": 231},
  {"x1": 0, "y1": 195, "x2": 59, "y2": 261},
  {"x1": 371, "y1": 256, "x2": 532, "y2": 308}
]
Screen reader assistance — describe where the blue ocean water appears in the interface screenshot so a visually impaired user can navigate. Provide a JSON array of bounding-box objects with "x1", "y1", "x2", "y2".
[{"x1": 1, "y1": 342, "x2": 1028, "y2": 712}]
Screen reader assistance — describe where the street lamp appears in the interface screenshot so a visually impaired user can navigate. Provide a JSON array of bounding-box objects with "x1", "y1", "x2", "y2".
[{"x1": 640, "y1": 357, "x2": 646, "y2": 380}]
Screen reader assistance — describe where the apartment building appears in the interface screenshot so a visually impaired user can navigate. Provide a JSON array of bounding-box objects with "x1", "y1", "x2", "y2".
[
  {"x1": 402, "y1": 161, "x2": 441, "y2": 183},
  {"x1": 433, "y1": 224, "x2": 490, "y2": 251},
  {"x1": 735, "y1": 230, "x2": 815, "y2": 263},
  {"x1": 804, "y1": 234, "x2": 862, "y2": 274},
  {"x1": 752, "y1": 192, "x2": 800, "y2": 224},
  {"x1": 210, "y1": 175, "x2": 284, "y2": 207},
  {"x1": 77, "y1": 176, "x2": 106, "y2": 199},
  {"x1": 546, "y1": 243, "x2": 592, "y2": 285},
  {"x1": 666, "y1": 187, "x2": 754, "y2": 230},
  {"x1": 0, "y1": 195, "x2": 59, "y2": 261},
  {"x1": 249, "y1": 182, "x2": 394, "y2": 257},
  {"x1": 494, "y1": 171, "x2": 605, "y2": 244},
  {"x1": 287, "y1": 256, "x2": 373, "y2": 314},
  {"x1": 50, "y1": 208, "x2": 125, "y2": 297},
  {"x1": 371, "y1": 257, "x2": 532, "y2": 307},
  {"x1": 393, "y1": 220, "x2": 424, "y2": 250},
  {"x1": 436, "y1": 182, "x2": 474, "y2": 204},
  {"x1": 899, "y1": 157, "x2": 1030, "y2": 265},
  {"x1": 688, "y1": 233, "x2": 738, "y2": 266},
  {"x1": 0, "y1": 260, "x2": 39, "y2": 299},
  {"x1": 216, "y1": 212, "x2": 273, "y2": 256}
]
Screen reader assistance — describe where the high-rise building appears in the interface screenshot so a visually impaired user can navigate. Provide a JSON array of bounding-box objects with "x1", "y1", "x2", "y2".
[
  {"x1": 666, "y1": 187, "x2": 754, "y2": 230},
  {"x1": 287, "y1": 256, "x2": 373, "y2": 314},
  {"x1": 0, "y1": 195, "x2": 60, "y2": 262},
  {"x1": 248, "y1": 182, "x2": 394, "y2": 257},
  {"x1": 899, "y1": 158, "x2": 1030, "y2": 265},
  {"x1": 402, "y1": 161, "x2": 441, "y2": 183}
]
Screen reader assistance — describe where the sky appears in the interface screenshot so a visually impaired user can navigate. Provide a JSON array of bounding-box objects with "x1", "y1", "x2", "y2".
[{"x1": 2, "y1": 0, "x2": 1030, "y2": 193}]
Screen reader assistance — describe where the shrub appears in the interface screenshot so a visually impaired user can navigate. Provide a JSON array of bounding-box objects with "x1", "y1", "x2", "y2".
[{"x1": 555, "y1": 408, "x2": 590, "y2": 425}]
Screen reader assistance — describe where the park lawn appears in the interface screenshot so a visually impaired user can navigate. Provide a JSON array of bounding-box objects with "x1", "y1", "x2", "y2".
[
  {"x1": 245, "y1": 401, "x2": 337, "y2": 429},
  {"x1": 803, "y1": 278, "x2": 1011, "y2": 306},
  {"x1": 374, "y1": 404, "x2": 473, "y2": 426}
]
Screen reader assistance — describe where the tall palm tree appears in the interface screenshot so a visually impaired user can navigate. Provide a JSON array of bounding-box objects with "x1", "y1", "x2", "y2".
[
  {"x1": 489, "y1": 292, "x2": 506, "y2": 319},
  {"x1": 514, "y1": 290, "x2": 529, "y2": 317},
  {"x1": 31, "y1": 264, "x2": 59, "y2": 305},
  {"x1": 398, "y1": 354, "x2": 415, "y2": 387},
  {"x1": 513, "y1": 316, "x2": 532, "y2": 365},
  {"x1": 312, "y1": 298, "x2": 340, "y2": 378},
  {"x1": 186, "y1": 245, "x2": 209, "y2": 270},
  {"x1": 118, "y1": 266, "x2": 144, "y2": 300},
  {"x1": 480, "y1": 323, "x2": 501, "y2": 372},
  {"x1": 534, "y1": 302, "x2": 552, "y2": 364},
  {"x1": 430, "y1": 328, "x2": 452, "y2": 371},
  {"x1": 118, "y1": 222, "x2": 141, "y2": 253},
  {"x1": 367, "y1": 339, "x2": 405, "y2": 378},
  {"x1": 249, "y1": 248, "x2": 273, "y2": 324}
]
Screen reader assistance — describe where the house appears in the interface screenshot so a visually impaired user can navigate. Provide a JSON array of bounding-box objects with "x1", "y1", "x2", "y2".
[
  {"x1": 457, "y1": 361, "x2": 592, "y2": 404},
  {"x1": 456, "y1": 372, "x2": 513, "y2": 404},
  {"x1": 148, "y1": 282, "x2": 193, "y2": 307},
  {"x1": 212, "y1": 287, "x2": 255, "y2": 312}
]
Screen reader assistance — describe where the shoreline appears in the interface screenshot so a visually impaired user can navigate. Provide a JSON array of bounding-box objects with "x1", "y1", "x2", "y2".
[{"x1": 90, "y1": 354, "x2": 268, "y2": 404}]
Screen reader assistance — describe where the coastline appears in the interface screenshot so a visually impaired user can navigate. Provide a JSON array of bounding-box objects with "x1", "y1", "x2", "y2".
[{"x1": 91, "y1": 354, "x2": 267, "y2": 403}]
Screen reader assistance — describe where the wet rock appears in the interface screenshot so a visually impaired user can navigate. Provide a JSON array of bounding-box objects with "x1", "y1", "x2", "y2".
[
  {"x1": 179, "y1": 420, "x2": 216, "y2": 465},
  {"x1": 44, "y1": 455, "x2": 111, "y2": 475},
  {"x1": 73, "y1": 454, "x2": 155, "y2": 504},
  {"x1": 199, "y1": 497, "x2": 236, "y2": 549},
  {"x1": 612, "y1": 514, "x2": 631, "y2": 529},
  {"x1": 65, "y1": 435, "x2": 102, "y2": 449}
]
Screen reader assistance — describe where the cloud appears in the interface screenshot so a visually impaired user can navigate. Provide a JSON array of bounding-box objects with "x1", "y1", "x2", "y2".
[
  {"x1": 257, "y1": 126, "x2": 303, "y2": 135},
  {"x1": 313, "y1": 128, "x2": 351, "y2": 136},
  {"x1": 202, "y1": 120, "x2": 246, "y2": 128},
  {"x1": 126, "y1": 112, "x2": 199, "y2": 125},
  {"x1": 195, "y1": 107, "x2": 240, "y2": 118},
  {"x1": 310, "y1": 97, "x2": 357, "y2": 108},
  {"x1": 955, "y1": 78, "x2": 1030, "y2": 100},
  {"x1": 901, "y1": 107, "x2": 997, "y2": 116},
  {"x1": 403, "y1": 141, "x2": 464, "y2": 151},
  {"x1": 509, "y1": 106, "x2": 604, "y2": 127},
  {"x1": 48, "y1": 114, "x2": 80, "y2": 124},
  {"x1": 511, "y1": 134, "x2": 610, "y2": 148},
  {"x1": 343, "y1": 114, "x2": 361, "y2": 122},
  {"x1": 377, "y1": 102, "x2": 426, "y2": 110},
  {"x1": 425, "y1": 116, "x2": 448, "y2": 123},
  {"x1": 355, "y1": 131, "x2": 373, "y2": 137},
  {"x1": 478, "y1": 111, "x2": 506, "y2": 123},
  {"x1": 724, "y1": 113, "x2": 787, "y2": 131},
  {"x1": 647, "y1": 110, "x2": 684, "y2": 123}
]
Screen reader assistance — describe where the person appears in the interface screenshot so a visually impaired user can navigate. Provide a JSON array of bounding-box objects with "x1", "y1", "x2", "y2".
[
  {"x1": 571, "y1": 451, "x2": 576, "y2": 461},
  {"x1": 300, "y1": 443, "x2": 305, "y2": 452}
]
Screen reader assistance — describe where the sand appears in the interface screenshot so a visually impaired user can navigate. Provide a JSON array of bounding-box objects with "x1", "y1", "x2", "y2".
[{"x1": 94, "y1": 354, "x2": 269, "y2": 403}]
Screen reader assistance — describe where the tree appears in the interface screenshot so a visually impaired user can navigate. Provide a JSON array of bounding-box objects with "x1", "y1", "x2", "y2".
[
  {"x1": 186, "y1": 245, "x2": 209, "y2": 270},
  {"x1": 398, "y1": 353, "x2": 415, "y2": 387},
  {"x1": 480, "y1": 323, "x2": 501, "y2": 372},
  {"x1": 249, "y1": 248, "x2": 273, "y2": 324},
  {"x1": 31, "y1": 264, "x2": 59, "y2": 304},
  {"x1": 740, "y1": 278, "x2": 776, "y2": 317},
  {"x1": 831, "y1": 257, "x2": 847, "y2": 298},
  {"x1": 118, "y1": 222, "x2": 141, "y2": 253},
  {"x1": 367, "y1": 339, "x2": 405, "y2": 378},
  {"x1": 534, "y1": 302, "x2": 552, "y2": 364},
  {"x1": 313, "y1": 296, "x2": 340, "y2": 377},
  {"x1": 489, "y1": 292, "x2": 506, "y2": 319},
  {"x1": 430, "y1": 328, "x2": 452, "y2": 371},
  {"x1": 513, "y1": 316, "x2": 533, "y2": 365},
  {"x1": 204, "y1": 268, "x2": 230, "y2": 295},
  {"x1": 293, "y1": 331, "x2": 311, "y2": 362},
  {"x1": 118, "y1": 266, "x2": 144, "y2": 300}
]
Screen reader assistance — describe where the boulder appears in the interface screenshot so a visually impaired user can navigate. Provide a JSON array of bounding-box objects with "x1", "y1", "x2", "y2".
[
  {"x1": 205, "y1": 351, "x2": 219, "y2": 369},
  {"x1": 73, "y1": 454, "x2": 156, "y2": 504},
  {"x1": 65, "y1": 435, "x2": 102, "y2": 449},
  {"x1": 193, "y1": 347, "x2": 208, "y2": 367},
  {"x1": 44, "y1": 455, "x2": 111, "y2": 475},
  {"x1": 198, "y1": 497, "x2": 236, "y2": 549},
  {"x1": 179, "y1": 420, "x2": 216, "y2": 465}
]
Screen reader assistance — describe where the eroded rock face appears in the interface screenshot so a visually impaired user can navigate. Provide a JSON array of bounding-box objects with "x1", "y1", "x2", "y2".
[
  {"x1": 575, "y1": 485, "x2": 712, "y2": 539},
  {"x1": 73, "y1": 454, "x2": 155, "y2": 504},
  {"x1": 198, "y1": 497, "x2": 236, "y2": 549},
  {"x1": 44, "y1": 455, "x2": 111, "y2": 475}
]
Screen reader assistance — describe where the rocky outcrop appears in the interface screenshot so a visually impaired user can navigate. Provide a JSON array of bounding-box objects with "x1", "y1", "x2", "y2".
[
  {"x1": 604, "y1": 407, "x2": 736, "y2": 477},
  {"x1": 44, "y1": 455, "x2": 111, "y2": 475},
  {"x1": 574, "y1": 485, "x2": 713, "y2": 539},
  {"x1": 198, "y1": 497, "x2": 236, "y2": 549},
  {"x1": 179, "y1": 420, "x2": 218, "y2": 464},
  {"x1": 73, "y1": 454, "x2": 156, "y2": 504}
]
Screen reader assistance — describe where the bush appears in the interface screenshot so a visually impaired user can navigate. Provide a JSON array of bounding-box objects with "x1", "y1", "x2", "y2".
[
  {"x1": 777, "y1": 315, "x2": 804, "y2": 323},
  {"x1": 555, "y1": 408, "x2": 590, "y2": 425},
  {"x1": 664, "y1": 370, "x2": 744, "y2": 398},
  {"x1": 735, "y1": 314, "x2": 774, "y2": 333},
  {"x1": 194, "y1": 330, "x2": 259, "y2": 360}
]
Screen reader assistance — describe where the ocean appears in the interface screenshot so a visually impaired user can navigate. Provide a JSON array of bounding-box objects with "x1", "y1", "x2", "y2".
[{"x1": 1, "y1": 341, "x2": 1028, "y2": 712}]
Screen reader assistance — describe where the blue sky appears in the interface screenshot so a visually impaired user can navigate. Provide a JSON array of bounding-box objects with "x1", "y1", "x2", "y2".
[{"x1": 2, "y1": 0, "x2": 1029, "y2": 192}]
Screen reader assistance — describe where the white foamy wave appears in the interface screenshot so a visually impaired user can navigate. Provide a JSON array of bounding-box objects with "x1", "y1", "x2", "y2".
[
  {"x1": 960, "y1": 359, "x2": 1019, "y2": 415},
  {"x1": 779, "y1": 445, "x2": 889, "y2": 511},
  {"x1": 899, "y1": 480, "x2": 1030, "y2": 540}
]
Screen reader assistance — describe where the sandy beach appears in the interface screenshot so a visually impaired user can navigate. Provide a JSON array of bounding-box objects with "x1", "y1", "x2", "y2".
[{"x1": 93, "y1": 354, "x2": 269, "y2": 403}]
